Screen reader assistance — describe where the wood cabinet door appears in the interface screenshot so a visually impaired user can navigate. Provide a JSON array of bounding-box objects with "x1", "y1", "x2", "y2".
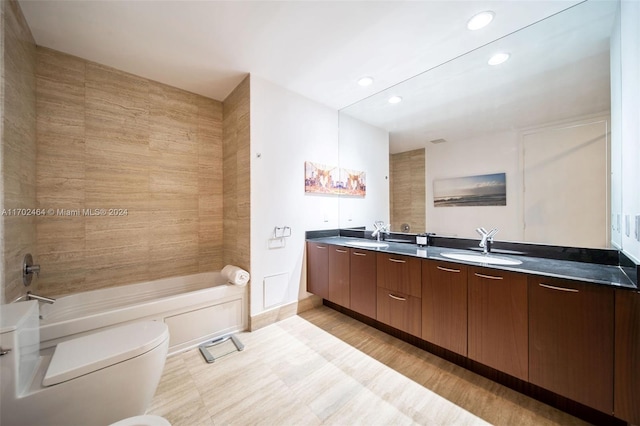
[
  {"x1": 376, "y1": 253, "x2": 421, "y2": 298},
  {"x1": 328, "y1": 246, "x2": 350, "y2": 308},
  {"x1": 306, "y1": 242, "x2": 328, "y2": 299},
  {"x1": 529, "y1": 277, "x2": 614, "y2": 413},
  {"x1": 350, "y1": 249, "x2": 377, "y2": 318},
  {"x1": 615, "y1": 289, "x2": 640, "y2": 423},
  {"x1": 376, "y1": 286, "x2": 421, "y2": 337},
  {"x1": 422, "y1": 261, "x2": 468, "y2": 356},
  {"x1": 468, "y1": 267, "x2": 528, "y2": 381}
]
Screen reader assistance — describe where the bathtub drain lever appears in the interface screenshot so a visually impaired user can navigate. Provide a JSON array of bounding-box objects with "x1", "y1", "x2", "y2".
[{"x1": 198, "y1": 334, "x2": 244, "y2": 364}]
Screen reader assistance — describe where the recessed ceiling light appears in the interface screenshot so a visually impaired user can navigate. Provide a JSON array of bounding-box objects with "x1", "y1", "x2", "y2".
[
  {"x1": 388, "y1": 96, "x2": 402, "y2": 104},
  {"x1": 467, "y1": 11, "x2": 495, "y2": 31},
  {"x1": 488, "y1": 52, "x2": 510, "y2": 66},
  {"x1": 358, "y1": 76, "x2": 374, "y2": 86}
]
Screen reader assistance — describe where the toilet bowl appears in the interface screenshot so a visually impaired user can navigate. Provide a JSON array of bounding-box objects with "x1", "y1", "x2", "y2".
[{"x1": 1, "y1": 301, "x2": 169, "y2": 426}]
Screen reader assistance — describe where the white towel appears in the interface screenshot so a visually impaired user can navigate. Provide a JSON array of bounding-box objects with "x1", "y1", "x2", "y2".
[{"x1": 221, "y1": 265, "x2": 250, "y2": 286}]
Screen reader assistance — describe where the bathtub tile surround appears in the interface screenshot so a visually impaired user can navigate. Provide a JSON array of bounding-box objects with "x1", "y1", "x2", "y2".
[
  {"x1": 149, "y1": 306, "x2": 587, "y2": 426},
  {"x1": 34, "y1": 48, "x2": 226, "y2": 296},
  {"x1": 222, "y1": 76, "x2": 250, "y2": 273},
  {"x1": 0, "y1": 1, "x2": 247, "y2": 305},
  {"x1": 390, "y1": 148, "x2": 426, "y2": 233},
  {"x1": 1, "y1": 0, "x2": 37, "y2": 304}
]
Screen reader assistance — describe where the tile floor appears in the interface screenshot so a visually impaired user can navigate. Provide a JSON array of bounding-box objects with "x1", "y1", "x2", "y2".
[{"x1": 148, "y1": 306, "x2": 588, "y2": 425}]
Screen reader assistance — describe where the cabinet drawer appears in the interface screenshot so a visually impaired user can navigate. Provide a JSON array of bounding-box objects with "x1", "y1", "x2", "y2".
[
  {"x1": 376, "y1": 286, "x2": 421, "y2": 337},
  {"x1": 328, "y1": 246, "x2": 350, "y2": 308},
  {"x1": 376, "y1": 253, "x2": 421, "y2": 298},
  {"x1": 615, "y1": 290, "x2": 640, "y2": 423},
  {"x1": 422, "y1": 260, "x2": 468, "y2": 356},
  {"x1": 468, "y1": 267, "x2": 528, "y2": 381},
  {"x1": 350, "y1": 249, "x2": 377, "y2": 318},
  {"x1": 306, "y1": 242, "x2": 329, "y2": 299},
  {"x1": 529, "y1": 276, "x2": 614, "y2": 413}
]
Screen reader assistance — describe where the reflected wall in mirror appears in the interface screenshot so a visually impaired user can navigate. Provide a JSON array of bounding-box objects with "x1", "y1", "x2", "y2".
[{"x1": 339, "y1": 0, "x2": 619, "y2": 249}]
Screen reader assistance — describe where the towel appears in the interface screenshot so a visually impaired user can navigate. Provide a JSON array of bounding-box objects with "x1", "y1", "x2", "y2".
[{"x1": 221, "y1": 265, "x2": 250, "y2": 286}]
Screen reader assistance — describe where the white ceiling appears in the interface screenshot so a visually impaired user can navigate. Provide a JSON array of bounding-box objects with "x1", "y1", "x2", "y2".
[
  {"x1": 19, "y1": 0, "x2": 582, "y2": 111},
  {"x1": 342, "y1": 0, "x2": 616, "y2": 153}
]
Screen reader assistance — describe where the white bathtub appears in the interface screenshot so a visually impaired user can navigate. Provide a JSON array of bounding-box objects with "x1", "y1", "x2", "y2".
[{"x1": 38, "y1": 272, "x2": 248, "y2": 355}]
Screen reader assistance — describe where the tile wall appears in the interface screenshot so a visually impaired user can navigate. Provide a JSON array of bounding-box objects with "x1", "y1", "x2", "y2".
[
  {"x1": 389, "y1": 148, "x2": 426, "y2": 233},
  {"x1": 222, "y1": 76, "x2": 250, "y2": 272},
  {"x1": 2, "y1": 0, "x2": 37, "y2": 303},
  {"x1": 35, "y1": 48, "x2": 225, "y2": 296}
]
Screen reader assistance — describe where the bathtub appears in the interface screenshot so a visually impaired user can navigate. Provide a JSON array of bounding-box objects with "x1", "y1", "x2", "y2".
[{"x1": 38, "y1": 272, "x2": 248, "y2": 355}]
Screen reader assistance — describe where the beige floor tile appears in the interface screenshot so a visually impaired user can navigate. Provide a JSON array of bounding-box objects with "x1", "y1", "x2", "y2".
[{"x1": 149, "y1": 306, "x2": 589, "y2": 426}]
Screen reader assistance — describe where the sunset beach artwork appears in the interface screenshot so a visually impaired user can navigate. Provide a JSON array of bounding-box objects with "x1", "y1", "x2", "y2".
[{"x1": 433, "y1": 173, "x2": 506, "y2": 207}]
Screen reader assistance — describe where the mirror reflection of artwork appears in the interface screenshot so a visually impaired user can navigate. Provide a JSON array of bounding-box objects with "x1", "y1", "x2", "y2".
[
  {"x1": 433, "y1": 173, "x2": 506, "y2": 207},
  {"x1": 338, "y1": 168, "x2": 366, "y2": 197},
  {"x1": 304, "y1": 162, "x2": 366, "y2": 197}
]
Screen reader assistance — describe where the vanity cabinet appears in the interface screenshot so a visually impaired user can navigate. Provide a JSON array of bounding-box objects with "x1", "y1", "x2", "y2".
[
  {"x1": 468, "y1": 267, "x2": 528, "y2": 381},
  {"x1": 376, "y1": 253, "x2": 421, "y2": 337},
  {"x1": 376, "y1": 287, "x2": 421, "y2": 337},
  {"x1": 306, "y1": 242, "x2": 329, "y2": 299},
  {"x1": 376, "y1": 253, "x2": 421, "y2": 297},
  {"x1": 422, "y1": 261, "x2": 468, "y2": 356},
  {"x1": 614, "y1": 289, "x2": 640, "y2": 423},
  {"x1": 529, "y1": 277, "x2": 614, "y2": 414},
  {"x1": 350, "y1": 249, "x2": 377, "y2": 318},
  {"x1": 306, "y1": 239, "x2": 636, "y2": 420},
  {"x1": 328, "y1": 246, "x2": 350, "y2": 308}
]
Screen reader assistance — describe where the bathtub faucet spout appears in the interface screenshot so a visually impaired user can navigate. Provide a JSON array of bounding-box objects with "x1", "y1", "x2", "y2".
[{"x1": 26, "y1": 291, "x2": 55, "y2": 304}]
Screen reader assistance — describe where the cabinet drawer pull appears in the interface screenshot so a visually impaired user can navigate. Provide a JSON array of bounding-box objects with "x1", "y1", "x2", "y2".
[
  {"x1": 388, "y1": 293, "x2": 406, "y2": 301},
  {"x1": 539, "y1": 283, "x2": 579, "y2": 293},
  {"x1": 437, "y1": 266, "x2": 460, "y2": 273},
  {"x1": 474, "y1": 273, "x2": 503, "y2": 280},
  {"x1": 353, "y1": 252, "x2": 367, "y2": 256},
  {"x1": 335, "y1": 249, "x2": 348, "y2": 253},
  {"x1": 389, "y1": 258, "x2": 406, "y2": 263},
  {"x1": 316, "y1": 246, "x2": 327, "y2": 249}
]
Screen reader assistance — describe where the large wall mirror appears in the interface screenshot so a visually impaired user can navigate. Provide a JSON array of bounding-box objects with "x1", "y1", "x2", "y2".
[{"x1": 339, "y1": 0, "x2": 621, "y2": 249}]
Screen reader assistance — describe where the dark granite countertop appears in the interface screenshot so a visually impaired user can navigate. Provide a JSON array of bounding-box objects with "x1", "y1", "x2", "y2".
[{"x1": 307, "y1": 236, "x2": 638, "y2": 290}]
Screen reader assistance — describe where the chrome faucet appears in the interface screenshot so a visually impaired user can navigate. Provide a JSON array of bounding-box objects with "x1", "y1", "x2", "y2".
[
  {"x1": 372, "y1": 221, "x2": 390, "y2": 242},
  {"x1": 476, "y1": 227, "x2": 499, "y2": 254},
  {"x1": 26, "y1": 291, "x2": 55, "y2": 304}
]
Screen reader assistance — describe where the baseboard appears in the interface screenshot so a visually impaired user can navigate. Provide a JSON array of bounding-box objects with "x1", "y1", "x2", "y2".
[{"x1": 249, "y1": 295, "x2": 323, "y2": 331}]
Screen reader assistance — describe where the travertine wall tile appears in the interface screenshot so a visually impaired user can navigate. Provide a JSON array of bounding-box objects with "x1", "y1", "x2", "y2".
[
  {"x1": 222, "y1": 76, "x2": 250, "y2": 273},
  {"x1": 390, "y1": 148, "x2": 426, "y2": 233},
  {"x1": 33, "y1": 48, "x2": 225, "y2": 297},
  {"x1": 2, "y1": 0, "x2": 36, "y2": 303}
]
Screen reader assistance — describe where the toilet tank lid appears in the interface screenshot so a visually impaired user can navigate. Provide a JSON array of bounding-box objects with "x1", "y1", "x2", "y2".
[{"x1": 43, "y1": 321, "x2": 169, "y2": 387}]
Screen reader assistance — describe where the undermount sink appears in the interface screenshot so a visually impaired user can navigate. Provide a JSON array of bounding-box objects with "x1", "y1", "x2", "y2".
[
  {"x1": 346, "y1": 241, "x2": 389, "y2": 249},
  {"x1": 440, "y1": 252, "x2": 522, "y2": 266}
]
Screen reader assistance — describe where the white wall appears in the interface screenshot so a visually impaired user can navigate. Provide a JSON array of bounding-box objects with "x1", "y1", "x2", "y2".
[
  {"x1": 619, "y1": 0, "x2": 640, "y2": 262},
  {"x1": 610, "y1": 1, "x2": 623, "y2": 249},
  {"x1": 425, "y1": 115, "x2": 611, "y2": 246},
  {"x1": 250, "y1": 78, "x2": 390, "y2": 317},
  {"x1": 426, "y1": 129, "x2": 523, "y2": 241},
  {"x1": 338, "y1": 114, "x2": 390, "y2": 229},
  {"x1": 250, "y1": 76, "x2": 340, "y2": 316}
]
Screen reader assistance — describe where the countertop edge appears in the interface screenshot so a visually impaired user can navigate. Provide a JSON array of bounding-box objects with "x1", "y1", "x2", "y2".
[{"x1": 307, "y1": 236, "x2": 638, "y2": 290}]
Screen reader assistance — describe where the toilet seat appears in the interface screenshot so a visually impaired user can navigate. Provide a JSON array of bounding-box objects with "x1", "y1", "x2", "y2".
[
  {"x1": 109, "y1": 414, "x2": 172, "y2": 426},
  {"x1": 43, "y1": 321, "x2": 169, "y2": 386}
]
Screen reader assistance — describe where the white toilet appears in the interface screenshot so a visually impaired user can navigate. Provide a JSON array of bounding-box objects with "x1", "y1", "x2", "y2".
[{"x1": 1, "y1": 300, "x2": 169, "y2": 426}]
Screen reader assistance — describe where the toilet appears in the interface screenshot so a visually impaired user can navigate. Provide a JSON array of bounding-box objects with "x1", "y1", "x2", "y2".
[
  {"x1": 110, "y1": 415, "x2": 172, "y2": 426},
  {"x1": 1, "y1": 301, "x2": 169, "y2": 426}
]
